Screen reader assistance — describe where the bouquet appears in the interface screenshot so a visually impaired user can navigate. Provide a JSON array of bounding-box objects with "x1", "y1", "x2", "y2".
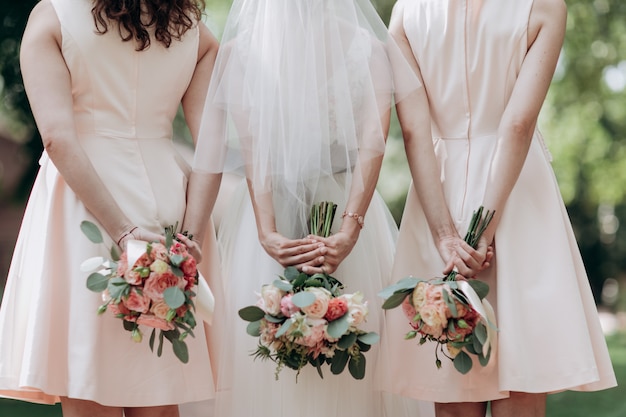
[
  {"x1": 80, "y1": 221, "x2": 198, "y2": 363},
  {"x1": 378, "y1": 206, "x2": 497, "y2": 374},
  {"x1": 238, "y1": 201, "x2": 379, "y2": 380}
]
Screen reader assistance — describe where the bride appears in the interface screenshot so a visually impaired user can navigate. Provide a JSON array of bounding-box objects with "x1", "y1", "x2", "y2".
[{"x1": 187, "y1": 0, "x2": 434, "y2": 416}]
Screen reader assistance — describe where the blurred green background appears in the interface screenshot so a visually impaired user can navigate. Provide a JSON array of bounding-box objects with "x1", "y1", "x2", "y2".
[{"x1": 0, "y1": 0, "x2": 625, "y2": 415}]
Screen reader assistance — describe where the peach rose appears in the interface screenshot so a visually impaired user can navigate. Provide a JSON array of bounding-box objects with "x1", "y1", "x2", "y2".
[
  {"x1": 137, "y1": 314, "x2": 175, "y2": 331},
  {"x1": 301, "y1": 288, "x2": 331, "y2": 319},
  {"x1": 108, "y1": 301, "x2": 131, "y2": 317},
  {"x1": 324, "y1": 297, "x2": 348, "y2": 322},
  {"x1": 298, "y1": 317, "x2": 327, "y2": 347},
  {"x1": 143, "y1": 271, "x2": 184, "y2": 301},
  {"x1": 150, "y1": 300, "x2": 172, "y2": 320},
  {"x1": 419, "y1": 303, "x2": 447, "y2": 331},
  {"x1": 402, "y1": 296, "x2": 420, "y2": 329},
  {"x1": 123, "y1": 288, "x2": 151, "y2": 313},
  {"x1": 412, "y1": 281, "x2": 427, "y2": 310},
  {"x1": 116, "y1": 252, "x2": 129, "y2": 276},
  {"x1": 150, "y1": 243, "x2": 169, "y2": 262}
]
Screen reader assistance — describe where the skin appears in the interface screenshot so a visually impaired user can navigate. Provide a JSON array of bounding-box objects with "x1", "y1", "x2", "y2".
[
  {"x1": 390, "y1": 0, "x2": 566, "y2": 415},
  {"x1": 20, "y1": 1, "x2": 219, "y2": 415}
]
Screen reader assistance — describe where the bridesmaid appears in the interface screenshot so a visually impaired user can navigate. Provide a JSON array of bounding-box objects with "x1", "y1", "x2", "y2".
[
  {"x1": 381, "y1": 0, "x2": 617, "y2": 416},
  {"x1": 0, "y1": 0, "x2": 220, "y2": 416}
]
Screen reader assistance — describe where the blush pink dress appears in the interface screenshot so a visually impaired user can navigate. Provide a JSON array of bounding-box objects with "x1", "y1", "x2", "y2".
[
  {"x1": 0, "y1": 0, "x2": 215, "y2": 407},
  {"x1": 379, "y1": 0, "x2": 617, "y2": 403}
]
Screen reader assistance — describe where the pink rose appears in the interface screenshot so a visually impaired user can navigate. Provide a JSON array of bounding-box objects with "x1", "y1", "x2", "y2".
[
  {"x1": 150, "y1": 243, "x2": 169, "y2": 262},
  {"x1": 137, "y1": 314, "x2": 175, "y2": 331},
  {"x1": 108, "y1": 301, "x2": 131, "y2": 317},
  {"x1": 143, "y1": 271, "x2": 184, "y2": 301},
  {"x1": 298, "y1": 318, "x2": 327, "y2": 347},
  {"x1": 169, "y1": 241, "x2": 188, "y2": 256},
  {"x1": 260, "y1": 321, "x2": 280, "y2": 347},
  {"x1": 301, "y1": 288, "x2": 331, "y2": 319},
  {"x1": 180, "y1": 256, "x2": 197, "y2": 278},
  {"x1": 402, "y1": 296, "x2": 420, "y2": 329},
  {"x1": 116, "y1": 252, "x2": 128, "y2": 276},
  {"x1": 324, "y1": 297, "x2": 348, "y2": 322},
  {"x1": 124, "y1": 269, "x2": 143, "y2": 286},
  {"x1": 419, "y1": 303, "x2": 447, "y2": 331},
  {"x1": 280, "y1": 294, "x2": 300, "y2": 317},
  {"x1": 123, "y1": 288, "x2": 151, "y2": 313}
]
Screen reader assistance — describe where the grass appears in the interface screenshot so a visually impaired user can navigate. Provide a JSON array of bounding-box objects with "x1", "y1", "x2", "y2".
[{"x1": 0, "y1": 334, "x2": 624, "y2": 416}]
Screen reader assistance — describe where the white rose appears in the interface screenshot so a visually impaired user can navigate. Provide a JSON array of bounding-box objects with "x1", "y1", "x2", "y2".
[
  {"x1": 342, "y1": 292, "x2": 369, "y2": 328},
  {"x1": 261, "y1": 284, "x2": 284, "y2": 316}
]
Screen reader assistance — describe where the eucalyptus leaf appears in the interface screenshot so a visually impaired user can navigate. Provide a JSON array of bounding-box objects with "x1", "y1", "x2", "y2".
[
  {"x1": 172, "y1": 339, "x2": 189, "y2": 363},
  {"x1": 264, "y1": 314, "x2": 285, "y2": 323},
  {"x1": 80, "y1": 257, "x2": 105, "y2": 273},
  {"x1": 327, "y1": 314, "x2": 350, "y2": 339},
  {"x1": 284, "y1": 266, "x2": 300, "y2": 281},
  {"x1": 304, "y1": 278, "x2": 323, "y2": 287},
  {"x1": 467, "y1": 279, "x2": 490, "y2": 300},
  {"x1": 169, "y1": 254, "x2": 185, "y2": 267},
  {"x1": 348, "y1": 353, "x2": 366, "y2": 380},
  {"x1": 246, "y1": 320, "x2": 261, "y2": 337},
  {"x1": 378, "y1": 277, "x2": 420, "y2": 299},
  {"x1": 108, "y1": 277, "x2": 130, "y2": 300},
  {"x1": 330, "y1": 350, "x2": 350, "y2": 374},
  {"x1": 171, "y1": 265, "x2": 184, "y2": 278},
  {"x1": 292, "y1": 291, "x2": 315, "y2": 308},
  {"x1": 110, "y1": 245, "x2": 121, "y2": 262},
  {"x1": 272, "y1": 279, "x2": 293, "y2": 292},
  {"x1": 123, "y1": 319, "x2": 136, "y2": 332},
  {"x1": 157, "y1": 331, "x2": 164, "y2": 357},
  {"x1": 275, "y1": 319, "x2": 293, "y2": 338},
  {"x1": 80, "y1": 220, "x2": 104, "y2": 244},
  {"x1": 453, "y1": 351, "x2": 473, "y2": 374},
  {"x1": 238, "y1": 306, "x2": 265, "y2": 322},
  {"x1": 381, "y1": 290, "x2": 411, "y2": 309},
  {"x1": 86, "y1": 272, "x2": 109, "y2": 292},
  {"x1": 474, "y1": 323, "x2": 488, "y2": 345},
  {"x1": 358, "y1": 332, "x2": 380, "y2": 346},
  {"x1": 479, "y1": 348, "x2": 491, "y2": 367},
  {"x1": 442, "y1": 288, "x2": 458, "y2": 317},
  {"x1": 164, "y1": 287, "x2": 185, "y2": 309},
  {"x1": 337, "y1": 332, "x2": 358, "y2": 350}
]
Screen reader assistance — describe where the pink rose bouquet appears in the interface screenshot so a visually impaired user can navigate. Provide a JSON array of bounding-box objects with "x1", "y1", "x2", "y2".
[
  {"x1": 378, "y1": 206, "x2": 498, "y2": 374},
  {"x1": 238, "y1": 201, "x2": 379, "y2": 380},
  {"x1": 239, "y1": 267, "x2": 378, "y2": 380},
  {"x1": 80, "y1": 221, "x2": 198, "y2": 363}
]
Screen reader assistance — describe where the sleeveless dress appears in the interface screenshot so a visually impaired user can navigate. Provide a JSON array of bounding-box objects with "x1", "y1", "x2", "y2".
[
  {"x1": 0, "y1": 0, "x2": 215, "y2": 406},
  {"x1": 379, "y1": 0, "x2": 617, "y2": 403}
]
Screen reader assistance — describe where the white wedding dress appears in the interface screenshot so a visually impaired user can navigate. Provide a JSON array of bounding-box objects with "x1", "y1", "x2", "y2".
[{"x1": 192, "y1": 0, "x2": 434, "y2": 416}]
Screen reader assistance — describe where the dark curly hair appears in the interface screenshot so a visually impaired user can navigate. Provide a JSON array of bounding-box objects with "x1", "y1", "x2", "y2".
[{"x1": 91, "y1": 0, "x2": 205, "y2": 51}]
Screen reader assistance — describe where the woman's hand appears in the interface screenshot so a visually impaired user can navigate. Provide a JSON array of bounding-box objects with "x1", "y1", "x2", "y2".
[
  {"x1": 117, "y1": 227, "x2": 164, "y2": 251},
  {"x1": 260, "y1": 232, "x2": 327, "y2": 269},
  {"x1": 176, "y1": 233, "x2": 203, "y2": 264},
  {"x1": 438, "y1": 235, "x2": 493, "y2": 278},
  {"x1": 302, "y1": 230, "x2": 359, "y2": 275}
]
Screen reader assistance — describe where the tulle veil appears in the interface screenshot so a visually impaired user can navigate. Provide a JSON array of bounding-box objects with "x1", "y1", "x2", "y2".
[{"x1": 193, "y1": 0, "x2": 420, "y2": 238}]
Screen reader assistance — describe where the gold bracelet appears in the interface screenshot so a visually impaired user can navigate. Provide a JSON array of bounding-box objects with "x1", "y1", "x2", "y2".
[{"x1": 342, "y1": 211, "x2": 364, "y2": 229}]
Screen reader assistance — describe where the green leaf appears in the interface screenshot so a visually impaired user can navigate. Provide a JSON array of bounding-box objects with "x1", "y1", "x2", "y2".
[
  {"x1": 348, "y1": 353, "x2": 367, "y2": 380},
  {"x1": 264, "y1": 314, "x2": 284, "y2": 324},
  {"x1": 478, "y1": 348, "x2": 491, "y2": 367},
  {"x1": 110, "y1": 245, "x2": 121, "y2": 262},
  {"x1": 172, "y1": 339, "x2": 189, "y2": 363},
  {"x1": 275, "y1": 319, "x2": 293, "y2": 338},
  {"x1": 246, "y1": 320, "x2": 261, "y2": 337},
  {"x1": 442, "y1": 288, "x2": 458, "y2": 317},
  {"x1": 86, "y1": 272, "x2": 109, "y2": 292},
  {"x1": 272, "y1": 279, "x2": 293, "y2": 292},
  {"x1": 80, "y1": 220, "x2": 103, "y2": 244},
  {"x1": 327, "y1": 314, "x2": 350, "y2": 339},
  {"x1": 284, "y1": 266, "x2": 300, "y2": 281},
  {"x1": 164, "y1": 287, "x2": 185, "y2": 309},
  {"x1": 378, "y1": 277, "x2": 420, "y2": 299},
  {"x1": 169, "y1": 254, "x2": 185, "y2": 267},
  {"x1": 337, "y1": 332, "x2": 358, "y2": 350},
  {"x1": 123, "y1": 319, "x2": 136, "y2": 332},
  {"x1": 149, "y1": 328, "x2": 156, "y2": 352},
  {"x1": 330, "y1": 350, "x2": 350, "y2": 374},
  {"x1": 467, "y1": 279, "x2": 490, "y2": 300},
  {"x1": 474, "y1": 323, "x2": 488, "y2": 345},
  {"x1": 157, "y1": 331, "x2": 164, "y2": 357},
  {"x1": 108, "y1": 277, "x2": 130, "y2": 300},
  {"x1": 292, "y1": 291, "x2": 315, "y2": 308},
  {"x1": 171, "y1": 265, "x2": 184, "y2": 278},
  {"x1": 453, "y1": 351, "x2": 473, "y2": 374},
  {"x1": 238, "y1": 306, "x2": 265, "y2": 322},
  {"x1": 304, "y1": 278, "x2": 323, "y2": 287},
  {"x1": 381, "y1": 290, "x2": 411, "y2": 309},
  {"x1": 358, "y1": 332, "x2": 380, "y2": 346}
]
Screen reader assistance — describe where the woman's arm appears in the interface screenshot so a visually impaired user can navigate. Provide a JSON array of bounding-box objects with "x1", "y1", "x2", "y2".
[
  {"x1": 181, "y1": 23, "x2": 222, "y2": 254},
  {"x1": 479, "y1": 0, "x2": 567, "y2": 245},
  {"x1": 389, "y1": 5, "x2": 489, "y2": 276},
  {"x1": 21, "y1": 1, "x2": 159, "y2": 246}
]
